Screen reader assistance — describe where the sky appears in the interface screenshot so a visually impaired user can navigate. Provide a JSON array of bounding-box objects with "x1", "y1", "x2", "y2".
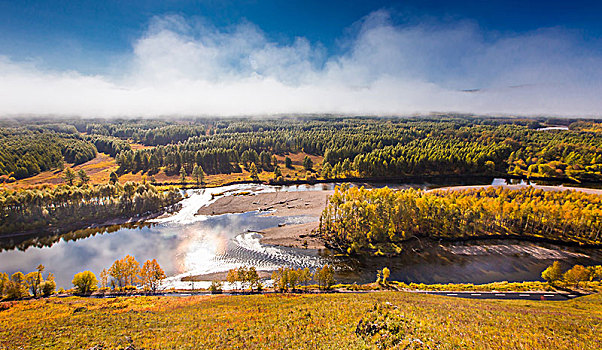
[{"x1": 0, "y1": 0, "x2": 601, "y2": 117}]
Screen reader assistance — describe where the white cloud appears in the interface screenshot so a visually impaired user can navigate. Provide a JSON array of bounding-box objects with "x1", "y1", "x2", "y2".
[{"x1": 0, "y1": 11, "x2": 601, "y2": 117}]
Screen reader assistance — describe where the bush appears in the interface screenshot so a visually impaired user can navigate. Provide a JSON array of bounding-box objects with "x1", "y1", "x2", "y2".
[
  {"x1": 41, "y1": 279, "x2": 56, "y2": 297},
  {"x1": 355, "y1": 303, "x2": 427, "y2": 349},
  {"x1": 209, "y1": 281, "x2": 223, "y2": 294},
  {"x1": 72, "y1": 271, "x2": 98, "y2": 295}
]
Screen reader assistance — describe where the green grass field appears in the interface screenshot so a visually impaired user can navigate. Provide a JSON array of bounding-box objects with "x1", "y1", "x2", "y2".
[{"x1": 1, "y1": 292, "x2": 601, "y2": 349}]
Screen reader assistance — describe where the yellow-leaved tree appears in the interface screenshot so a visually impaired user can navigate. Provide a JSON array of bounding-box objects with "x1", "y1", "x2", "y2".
[
  {"x1": 72, "y1": 271, "x2": 98, "y2": 295},
  {"x1": 140, "y1": 259, "x2": 166, "y2": 293},
  {"x1": 109, "y1": 255, "x2": 140, "y2": 290}
]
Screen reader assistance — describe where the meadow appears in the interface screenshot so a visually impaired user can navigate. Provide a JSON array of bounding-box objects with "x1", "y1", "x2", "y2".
[{"x1": 1, "y1": 292, "x2": 601, "y2": 349}]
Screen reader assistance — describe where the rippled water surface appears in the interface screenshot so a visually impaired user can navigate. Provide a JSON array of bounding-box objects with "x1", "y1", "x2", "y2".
[{"x1": 1, "y1": 180, "x2": 601, "y2": 289}]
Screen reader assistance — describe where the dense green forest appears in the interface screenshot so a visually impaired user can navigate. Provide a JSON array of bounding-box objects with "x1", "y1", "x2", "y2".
[
  {"x1": 2, "y1": 116, "x2": 602, "y2": 182},
  {"x1": 319, "y1": 185, "x2": 602, "y2": 255},
  {"x1": 0, "y1": 126, "x2": 97, "y2": 180},
  {"x1": 0, "y1": 182, "x2": 181, "y2": 236}
]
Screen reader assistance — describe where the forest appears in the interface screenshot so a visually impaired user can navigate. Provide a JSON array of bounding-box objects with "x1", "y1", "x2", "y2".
[
  {"x1": 2, "y1": 116, "x2": 602, "y2": 184},
  {"x1": 0, "y1": 126, "x2": 96, "y2": 180},
  {"x1": 319, "y1": 185, "x2": 602, "y2": 255},
  {"x1": 0, "y1": 182, "x2": 182, "y2": 236}
]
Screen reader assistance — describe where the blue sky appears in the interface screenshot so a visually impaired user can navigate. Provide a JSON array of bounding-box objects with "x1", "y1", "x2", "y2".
[
  {"x1": 2, "y1": 0, "x2": 601, "y2": 72},
  {"x1": 0, "y1": 1, "x2": 601, "y2": 116}
]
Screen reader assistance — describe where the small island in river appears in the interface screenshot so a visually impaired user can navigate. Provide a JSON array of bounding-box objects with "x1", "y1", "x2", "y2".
[{"x1": 196, "y1": 190, "x2": 333, "y2": 249}]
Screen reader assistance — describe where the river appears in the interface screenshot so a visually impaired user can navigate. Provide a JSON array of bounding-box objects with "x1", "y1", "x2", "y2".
[{"x1": 0, "y1": 179, "x2": 600, "y2": 289}]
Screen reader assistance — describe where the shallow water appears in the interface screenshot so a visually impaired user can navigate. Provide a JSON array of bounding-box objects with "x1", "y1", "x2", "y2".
[
  {"x1": 0, "y1": 179, "x2": 600, "y2": 289},
  {"x1": 336, "y1": 239, "x2": 601, "y2": 285}
]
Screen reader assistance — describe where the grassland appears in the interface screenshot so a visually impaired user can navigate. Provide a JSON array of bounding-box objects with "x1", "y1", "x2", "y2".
[
  {"x1": 1, "y1": 292, "x2": 601, "y2": 349},
  {"x1": 1, "y1": 151, "x2": 324, "y2": 190}
]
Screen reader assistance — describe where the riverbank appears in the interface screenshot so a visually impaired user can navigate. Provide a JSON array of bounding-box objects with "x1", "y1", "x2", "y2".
[
  {"x1": 0, "y1": 208, "x2": 173, "y2": 241},
  {"x1": 196, "y1": 190, "x2": 333, "y2": 217},
  {"x1": 196, "y1": 190, "x2": 333, "y2": 249}
]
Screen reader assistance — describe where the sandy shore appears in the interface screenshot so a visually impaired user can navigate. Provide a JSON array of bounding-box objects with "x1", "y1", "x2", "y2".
[
  {"x1": 196, "y1": 190, "x2": 333, "y2": 217},
  {"x1": 196, "y1": 190, "x2": 333, "y2": 249},
  {"x1": 260, "y1": 222, "x2": 325, "y2": 249}
]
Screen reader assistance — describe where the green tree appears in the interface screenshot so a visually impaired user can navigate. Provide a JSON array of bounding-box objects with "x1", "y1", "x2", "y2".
[
  {"x1": 298, "y1": 268, "x2": 312, "y2": 290},
  {"x1": 321, "y1": 162, "x2": 333, "y2": 179},
  {"x1": 287, "y1": 268, "x2": 299, "y2": 292},
  {"x1": 342, "y1": 158, "x2": 351, "y2": 175},
  {"x1": 26, "y1": 264, "x2": 45, "y2": 298},
  {"x1": 272, "y1": 267, "x2": 290, "y2": 292},
  {"x1": 109, "y1": 171, "x2": 119, "y2": 185},
  {"x1": 192, "y1": 164, "x2": 205, "y2": 185},
  {"x1": 589, "y1": 265, "x2": 602, "y2": 281},
  {"x1": 260, "y1": 151, "x2": 272, "y2": 170},
  {"x1": 77, "y1": 169, "x2": 90, "y2": 186},
  {"x1": 273, "y1": 165, "x2": 282, "y2": 179},
  {"x1": 303, "y1": 156, "x2": 313, "y2": 171},
  {"x1": 180, "y1": 166, "x2": 187, "y2": 184},
  {"x1": 64, "y1": 168, "x2": 76, "y2": 186},
  {"x1": 249, "y1": 162, "x2": 259, "y2": 181},
  {"x1": 72, "y1": 271, "x2": 98, "y2": 295},
  {"x1": 237, "y1": 266, "x2": 249, "y2": 291},
  {"x1": 485, "y1": 160, "x2": 496, "y2": 174},
  {"x1": 285, "y1": 156, "x2": 293, "y2": 169},
  {"x1": 209, "y1": 280, "x2": 223, "y2": 294},
  {"x1": 541, "y1": 261, "x2": 563, "y2": 284}
]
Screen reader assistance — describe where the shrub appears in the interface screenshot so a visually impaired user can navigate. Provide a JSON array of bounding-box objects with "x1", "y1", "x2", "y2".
[
  {"x1": 209, "y1": 281, "x2": 223, "y2": 294},
  {"x1": 72, "y1": 271, "x2": 98, "y2": 295}
]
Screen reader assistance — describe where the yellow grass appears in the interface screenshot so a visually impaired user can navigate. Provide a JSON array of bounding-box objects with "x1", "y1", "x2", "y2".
[
  {"x1": 1, "y1": 152, "x2": 325, "y2": 190},
  {"x1": 1, "y1": 292, "x2": 601, "y2": 349}
]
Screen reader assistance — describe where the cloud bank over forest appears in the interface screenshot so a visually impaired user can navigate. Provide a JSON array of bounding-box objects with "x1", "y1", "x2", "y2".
[{"x1": 1, "y1": 11, "x2": 601, "y2": 117}]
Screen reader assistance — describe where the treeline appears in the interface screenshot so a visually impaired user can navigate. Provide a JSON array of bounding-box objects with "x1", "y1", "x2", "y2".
[
  {"x1": 272, "y1": 266, "x2": 335, "y2": 291},
  {"x1": 101, "y1": 117, "x2": 602, "y2": 182},
  {"x1": 88, "y1": 135, "x2": 131, "y2": 157},
  {"x1": 0, "y1": 264, "x2": 56, "y2": 300},
  {"x1": 94, "y1": 255, "x2": 166, "y2": 294},
  {"x1": 217, "y1": 265, "x2": 336, "y2": 293},
  {"x1": 0, "y1": 182, "x2": 182, "y2": 236},
  {"x1": 352, "y1": 138, "x2": 510, "y2": 177},
  {"x1": 542, "y1": 261, "x2": 602, "y2": 288},
  {"x1": 0, "y1": 256, "x2": 168, "y2": 300},
  {"x1": 0, "y1": 127, "x2": 97, "y2": 179},
  {"x1": 6, "y1": 117, "x2": 602, "y2": 182},
  {"x1": 319, "y1": 185, "x2": 602, "y2": 255}
]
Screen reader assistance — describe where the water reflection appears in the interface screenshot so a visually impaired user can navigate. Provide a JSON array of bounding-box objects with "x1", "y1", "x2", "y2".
[
  {"x1": 1, "y1": 180, "x2": 601, "y2": 289},
  {"x1": 0, "y1": 184, "x2": 331, "y2": 288},
  {"x1": 0, "y1": 222, "x2": 155, "y2": 252},
  {"x1": 336, "y1": 239, "x2": 602, "y2": 285}
]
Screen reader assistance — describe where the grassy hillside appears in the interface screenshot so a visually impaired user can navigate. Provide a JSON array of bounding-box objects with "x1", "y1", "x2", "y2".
[
  {"x1": 2, "y1": 151, "x2": 324, "y2": 190},
  {"x1": 1, "y1": 292, "x2": 601, "y2": 349}
]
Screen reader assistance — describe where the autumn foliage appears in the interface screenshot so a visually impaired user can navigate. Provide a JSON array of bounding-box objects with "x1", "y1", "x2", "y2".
[{"x1": 320, "y1": 185, "x2": 602, "y2": 255}]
